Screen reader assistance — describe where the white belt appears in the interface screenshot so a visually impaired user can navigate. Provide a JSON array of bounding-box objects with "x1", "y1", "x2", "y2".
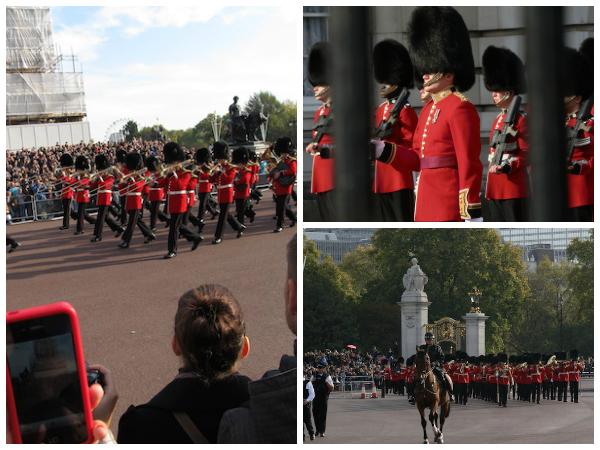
[
  {"x1": 98, "y1": 190, "x2": 112, "y2": 194},
  {"x1": 569, "y1": 372, "x2": 579, "y2": 375},
  {"x1": 198, "y1": 180, "x2": 209, "y2": 183},
  {"x1": 127, "y1": 192, "x2": 142, "y2": 196},
  {"x1": 168, "y1": 190, "x2": 187, "y2": 195},
  {"x1": 218, "y1": 184, "x2": 233, "y2": 189},
  {"x1": 149, "y1": 188, "x2": 163, "y2": 191},
  {"x1": 187, "y1": 190, "x2": 194, "y2": 194},
  {"x1": 76, "y1": 189, "x2": 88, "y2": 192}
]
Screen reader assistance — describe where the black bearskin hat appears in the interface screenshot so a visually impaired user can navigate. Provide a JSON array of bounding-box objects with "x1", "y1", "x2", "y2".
[
  {"x1": 373, "y1": 39, "x2": 414, "y2": 88},
  {"x1": 482, "y1": 45, "x2": 527, "y2": 94},
  {"x1": 408, "y1": 7, "x2": 475, "y2": 92},
  {"x1": 274, "y1": 136, "x2": 294, "y2": 156},
  {"x1": 116, "y1": 149, "x2": 127, "y2": 164},
  {"x1": 570, "y1": 349, "x2": 579, "y2": 360},
  {"x1": 60, "y1": 153, "x2": 73, "y2": 167},
  {"x1": 562, "y1": 47, "x2": 593, "y2": 101},
  {"x1": 163, "y1": 141, "x2": 185, "y2": 164},
  {"x1": 579, "y1": 37, "x2": 593, "y2": 64},
  {"x1": 126, "y1": 152, "x2": 143, "y2": 171},
  {"x1": 75, "y1": 155, "x2": 89, "y2": 171},
  {"x1": 195, "y1": 147, "x2": 211, "y2": 165},
  {"x1": 308, "y1": 41, "x2": 331, "y2": 87},
  {"x1": 232, "y1": 147, "x2": 249, "y2": 165},
  {"x1": 556, "y1": 351, "x2": 567, "y2": 360},
  {"x1": 213, "y1": 141, "x2": 230, "y2": 160},
  {"x1": 145, "y1": 155, "x2": 159, "y2": 172},
  {"x1": 248, "y1": 149, "x2": 258, "y2": 163},
  {"x1": 94, "y1": 154, "x2": 109, "y2": 171}
]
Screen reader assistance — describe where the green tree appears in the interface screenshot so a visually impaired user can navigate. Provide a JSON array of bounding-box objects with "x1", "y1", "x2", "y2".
[
  {"x1": 122, "y1": 120, "x2": 139, "y2": 142},
  {"x1": 244, "y1": 92, "x2": 296, "y2": 146}
]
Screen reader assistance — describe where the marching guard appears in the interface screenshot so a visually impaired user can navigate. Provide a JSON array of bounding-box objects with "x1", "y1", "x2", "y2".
[
  {"x1": 370, "y1": 39, "x2": 418, "y2": 221},
  {"x1": 145, "y1": 156, "x2": 169, "y2": 231},
  {"x1": 194, "y1": 147, "x2": 216, "y2": 233},
  {"x1": 73, "y1": 155, "x2": 96, "y2": 235},
  {"x1": 271, "y1": 137, "x2": 297, "y2": 232},
  {"x1": 482, "y1": 45, "x2": 530, "y2": 221},
  {"x1": 57, "y1": 153, "x2": 77, "y2": 230},
  {"x1": 373, "y1": 7, "x2": 482, "y2": 221},
  {"x1": 90, "y1": 153, "x2": 124, "y2": 242},
  {"x1": 232, "y1": 147, "x2": 252, "y2": 237}
]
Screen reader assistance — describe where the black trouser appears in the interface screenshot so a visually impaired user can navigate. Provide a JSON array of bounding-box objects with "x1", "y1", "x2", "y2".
[
  {"x1": 119, "y1": 196, "x2": 128, "y2": 225},
  {"x1": 93, "y1": 205, "x2": 122, "y2": 238},
  {"x1": 197, "y1": 192, "x2": 210, "y2": 224},
  {"x1": 149, "y1": 200, "x2": 169, "y2": 230},
  {"x1": 62, "y1": 198, "x2": 73, "y2": 228},
  {"x1": 569, "y1": 205, "x2": 593, "y2": 222},
  {"x1": 122, "y1": 209, "x2": 153, "y2": 244},
  {"x1": 487, "y1": 197, "x2": 529, "y2": 221},
  {"x1": 275, "y1": 194, "x2": 296, "y2": 228},
  {"x1": 235, "y1": 198, "x2": 248, "y2": 225},
  {"x1": 569, "y1": 380, "x2": 579, "y2": 402},
  {"x1": 532, "y1": 382, "x2": 541, "y2": 403},
  {"x1": 316, "y1": 191, "x2": 335, "y2": 221},
  {"x1": 167, "y1": 212, "x2": 201, "y2": 254},
  {"x1": 7, "y1": 236, "x2": 19, "y2": 247},
  {"x1": 312, "y1": 396, "x2": 328, "y2": 435},
  {"x1": 558, "y1": 381, "x2": 567, "y2": 401},
  {"x1": 551, "y1": 380, "x2": 557, "y2": 400},
  {"x1": 377, "y1": 188, "x2": 415, "y2": 222},
  {"x1": 303, "y1": 403, "x2": 315, "y2": 437},
  {"x1": 214, "y1": 203, "x2": 243, "y2": 239},
  {"x1": 499, "y1": 384, "x2": 508, "y2": 406},
  {"x1": 76, "y1": 202, "x2": 88, "y2": 232}
]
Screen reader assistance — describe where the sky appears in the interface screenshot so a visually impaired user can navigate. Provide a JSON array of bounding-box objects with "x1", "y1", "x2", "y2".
[{"x1": 48, "y1": 6, "x2": 297, "y2": 141}]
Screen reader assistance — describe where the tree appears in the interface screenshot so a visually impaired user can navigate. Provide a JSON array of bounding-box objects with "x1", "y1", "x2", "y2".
[
  {"x1": 122, "y1": 120, "x2": 139, "y2": 142},
  {"x1": 244, "y1": 92, "x2": 296, "y2": 146}
]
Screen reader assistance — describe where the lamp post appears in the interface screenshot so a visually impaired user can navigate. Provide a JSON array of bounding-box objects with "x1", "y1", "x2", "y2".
[{"x1": 556, "y1": 284, "x2": 567, "y2": 351}]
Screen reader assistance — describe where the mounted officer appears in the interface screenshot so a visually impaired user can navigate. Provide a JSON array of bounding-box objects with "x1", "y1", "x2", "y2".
[{"x1": 409, "y1": 332, "x2": 454, "y2": 404}]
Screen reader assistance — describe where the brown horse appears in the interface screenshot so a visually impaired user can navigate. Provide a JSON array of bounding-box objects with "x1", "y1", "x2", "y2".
[{"x1": 414, "y1": 349, "x2": 450, "y2": 444}]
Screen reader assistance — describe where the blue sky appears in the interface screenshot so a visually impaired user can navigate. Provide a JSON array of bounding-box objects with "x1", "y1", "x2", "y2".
[{"x1": 49, "y1": 6, "x2": 297, "y2": 140}]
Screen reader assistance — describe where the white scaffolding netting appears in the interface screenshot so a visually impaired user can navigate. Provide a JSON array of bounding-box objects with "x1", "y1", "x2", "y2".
[
  {"x1": 6, "y1": 7, "x2": 56, "y2": 72},
  {"x1": 7, "y1": 72, "x2": 86, "y2": 117}
]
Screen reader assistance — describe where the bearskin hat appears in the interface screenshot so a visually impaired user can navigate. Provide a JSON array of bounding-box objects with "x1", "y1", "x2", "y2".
[
  {"x1": 145, "y1": 155, "x2": 159, "y2": 172},
  {"x1": 482, "y1": 45, "x2": 527, "y2": 94},
  {"x1": 562, "y1": 47, "x2": 593, "y2": 101},
  {"x1": 373, "y1": 39, "x2": 414, "y2": 88},
  {"x1": 116, "y1": 149, "x2": 127, "y2": 164},
  {"x1": 408, "y1": 7, "x2": 475, "y2": 92},
  {"x1": 60, "y1": 153, "x2": 73, "y2": 167},
  {"x1": 308, "y1": 41, "x2": 331, "y2": 87},
  {"x1": 569, "y1": 349, "x2": 579, "y2": 360},
  {"x1": 398, "y1": 356, "x2": 405, "y2": 364},
  {"x1": 232, "y1": 147, "x2": 249, "y2": 165},
  {"x1": 195, "y1": 147, "x2": 211, "y2": 165},
  {"x1": 213, "y1": 141, "x2": 230, "y2": 160},
  {"x1": 163, "y1": 141, "x2": 184, "y2": 164},
  {"x1": 579, "y1": 37, "x2": 593, "y2": 64},
  {"x1": 75, "y1": 155, "x2": 89, "y2": 171},
  {"x1": 556, "y1": 351, "x2": 567, "y2": 360},
  {"x1": 126, "y1": 152, "x2": 143, "y2": 171},
  {"x1": 274, "y1": 136, "x2": 294, "y2": 156},
  {"x1": 248, "y1": 149, "x2": 258, "y2": 163},
  {"x1": 94, "y1": 154, "x2": 109, "y2": 171}
]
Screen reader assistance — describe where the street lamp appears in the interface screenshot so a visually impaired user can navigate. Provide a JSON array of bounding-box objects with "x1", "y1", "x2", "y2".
[
  {"x1": 468, "y1": 287, "x2": 482, "y2": 313},
  {"x1": 556, "y1": 283, "x2": 567, "y2": 351}
]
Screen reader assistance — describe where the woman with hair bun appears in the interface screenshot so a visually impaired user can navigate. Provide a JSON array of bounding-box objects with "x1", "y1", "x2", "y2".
[{"x1": 117, "y1": 284, "x2": 251, "y2": 443}]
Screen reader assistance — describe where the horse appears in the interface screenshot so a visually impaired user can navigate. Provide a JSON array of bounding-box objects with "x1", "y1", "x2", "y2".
[{"x1": 414, "y1": 348, "x2": 450, "y2": 444}]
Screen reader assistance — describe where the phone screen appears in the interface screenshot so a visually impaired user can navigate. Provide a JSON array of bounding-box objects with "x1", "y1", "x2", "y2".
[{"x1": 7, "y1": 313, "x2": 88, "y2": 444}]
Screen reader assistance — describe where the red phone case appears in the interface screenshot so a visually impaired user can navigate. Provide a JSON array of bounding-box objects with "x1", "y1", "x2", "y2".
[{"x1": 6, "y1": 301, "x2": 94, "y2": 444}]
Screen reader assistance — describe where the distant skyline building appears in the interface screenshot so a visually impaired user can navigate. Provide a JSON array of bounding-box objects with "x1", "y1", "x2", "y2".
[
  {"x1": 497, "y1": 228, "x2": 591, "y2": 263},
  {"x1": 305, "y1": 228, "x2": 376, "y2": 263}
]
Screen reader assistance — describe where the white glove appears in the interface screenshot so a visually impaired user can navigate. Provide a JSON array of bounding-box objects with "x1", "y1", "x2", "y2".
[
  {"x1": 465, "y1": 217, "x2": 483, "y2": 222},
  {"x1": 370, "y1": 139, "x2": 385, "y2": 159}
]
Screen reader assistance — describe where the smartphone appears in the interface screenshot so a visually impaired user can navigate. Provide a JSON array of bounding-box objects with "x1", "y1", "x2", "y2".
[{"x1": 6, "y1": 302, "x2": 94, "y2": 444}]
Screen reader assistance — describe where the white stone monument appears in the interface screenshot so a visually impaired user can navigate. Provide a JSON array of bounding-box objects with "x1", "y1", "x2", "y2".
[
  {"x1": 398, "y1": 258, "x2": 431, "y2": 359},
  {"x1": 463, "y1": 288, "x2": 489, "y2": 356}
]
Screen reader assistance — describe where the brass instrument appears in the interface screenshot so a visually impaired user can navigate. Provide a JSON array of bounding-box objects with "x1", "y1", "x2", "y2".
[{"x1": 158, "y1": 158, "x2": 195, "y2": 177}]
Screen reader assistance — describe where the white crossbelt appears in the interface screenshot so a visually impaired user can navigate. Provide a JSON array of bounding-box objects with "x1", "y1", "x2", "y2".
[
  {"x1": 218, "y1": 184, "x2": 233, "y2": 189},
  {"x1": 198, "y1": 180, "x2": 209, "y2": 183},
  {"x1": 76, "y1": 189, "x2": 88, "y2": 192},
  {"x1": 98, "y1": 190, "x2": 112, "y2": 194},
  {"x1": 149, "y1": 188, "x2": 163, "y2": 191},
  {"x1": 127, "y1": 192, "x2": 142, "y2": 196},
  {"x1": 168, "y1": 190, "x2": 187, "y2": 195}
]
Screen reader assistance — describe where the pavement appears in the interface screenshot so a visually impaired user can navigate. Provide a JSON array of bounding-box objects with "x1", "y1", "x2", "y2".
[
  {"x1": 306, "y1": 379, "x2": 594, "y2": 444},
  {"x1": 7, "y1": 199, "x2": 297, "y2": 434}
]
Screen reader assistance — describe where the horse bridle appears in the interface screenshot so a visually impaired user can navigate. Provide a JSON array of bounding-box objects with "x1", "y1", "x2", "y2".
[{"x1": 418, "y1": 369, "x2": 439, "y2": 396}]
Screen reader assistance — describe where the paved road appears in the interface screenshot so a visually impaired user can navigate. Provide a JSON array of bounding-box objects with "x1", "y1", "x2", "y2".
[
  {"x1": 7, "y1": 200, "x2": 296, "y2": 434},
  {"x1": 306, "y1": 381, "x2": 593, "y2": 444}
]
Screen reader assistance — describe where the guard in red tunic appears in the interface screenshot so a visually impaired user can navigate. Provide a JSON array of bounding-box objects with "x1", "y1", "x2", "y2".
[
  {"x1": 371, "y1": 39, "x2": 418, "y2": 221},
  {"x1": 306, "y1": 42, "x2": 335, "y2": 220},
  {"x1": 73, "y1": 155, "x2": 93, "y2": 235},
  {"x1": 563, "y1": 47, "x2": 594, "y2": 221},
  {"x1": 529, "y1": 355, "x2": 542, "y2": 404},
  {"x1": 232, "y1": 147, "x2": 252, "y2": 237},
  {"x1": 247, "y1": 149, "x2": 262, "y2": 211},
  {"x1": 374, "y1": 7, "x2": 482, "y2": 222},
  {"x1": 193, "y1": 147, "x2": 216, "y2": 233},
  {"x1": 115, "y1": 149, "x2": 128, "y2": 226},
  {"x1": 58, "y1": 153, "x2": 77, "y2": 230},
  {"x1": 118, "y1": 153, "x2": 155, "y2": 249},
  {"x1": 161, "y1": 142, "x2": 203, "y2": 258},
  {"x1": 90, "y1": 153, "x2": 123, "y2": 242},
  {"x1": 145, "y1": 156, "x2": 169, "y2": 231},
  {"x1": 482, "y1": 46, "x2": 530, "y2": 221},
  {"x1": 271, "y1": 137, "x2": 297, "y2": 232},
  {"x1": 210, "y1": 141, "x2": 244, "y2": 245},
  {"x1": 567, "y1": 349, "x2": 584, "y2": 403}
]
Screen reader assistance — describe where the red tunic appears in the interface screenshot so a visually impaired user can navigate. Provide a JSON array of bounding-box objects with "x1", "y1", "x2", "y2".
[
  {"x1": 497, "y1": 368, "x2": 511, "y2": 386},
  {"x1": 485, "y1": 110, "x2": 529, "y2": 200},
  {"x1": 372, "y1": 101, "x2": 417, "y2": 193},
  {"x1": 197, "y1": 170, "x2": 213, "y2": 194},
  {"x1": 124, "y1": 178, "x2": 145, "y2": 211},
  {"x1": 187, "y1": 176, "x2": 198, "y2": 208},
  {"x1": 211, "y1": 164, "x2": 237, "y2": 204},
  {"x1": 164, "y1": 170, "x2": 192, "y2": 214},
  {"x1": 250, "y1": 163, "x2": 260, "y2": 185},
  {"x1": 272, "y1": 157, "x2": 297, "y2": 196},
  {"x1": 234, "y1": 168, "x2": 253, "y2": 200},
  {"x1": 310, "y1": 104, "x2": 335, "y2": 194},
  {"x1": 92, "y1": 176, "x2": 114, "y2": 207},
  {"x1": 118, "y1": 167, "x2": 130, "y2": 196},
  {"x1": 75, "y1": 177, "x2": 90, "y2": 203},
  {"x1": 60, "y1": 174, "x2": 75, "y2": 200},
  {"x1": 529, "y1": 365, "x2": 542, "y2": 383},
  {"x1": 383, "y1": 91, "x2": 482, "y2": 221},
  {"x1": 148, "y1": 176, "x2": 165, "y2": 202},
  {"x1": 566, "y1": 115, "x2": 594, "y2": 208}
]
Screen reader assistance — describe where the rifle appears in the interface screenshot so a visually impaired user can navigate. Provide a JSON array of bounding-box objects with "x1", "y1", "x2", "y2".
[
  {"x1": 490, "y1": 95, "x2": 522, "y2": 168},
  {"x1": 566, "y1": 96, "x2": 593, "y2": 164},
  {"x1": 374, "y1": 88, "x2": 410, "y2": 139},
  {"x1": 312, "y1": 108, "x2": 334, "y2": 146}
]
